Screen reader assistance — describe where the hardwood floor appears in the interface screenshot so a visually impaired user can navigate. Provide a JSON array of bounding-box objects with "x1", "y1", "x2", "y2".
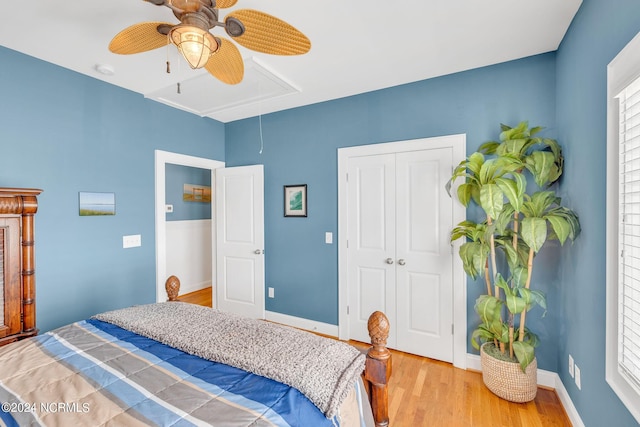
[
  {"x1": 177, "y1": 286, "x2": 212, "y2": 307},
  {"x1": 181, "y1": 287, "x2": 571, "y2": 426}
]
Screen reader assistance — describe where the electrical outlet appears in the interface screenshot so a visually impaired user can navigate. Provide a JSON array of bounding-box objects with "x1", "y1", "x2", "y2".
[
  {"x1": 569, "y1": 354, "x2": 575, "y2": 378},
  {"x1": 268, "y1": 287, "x2": 275, "y2": 298},
  {"x1": 575, "y1": 364, "x2": 582, "y2": 390}
]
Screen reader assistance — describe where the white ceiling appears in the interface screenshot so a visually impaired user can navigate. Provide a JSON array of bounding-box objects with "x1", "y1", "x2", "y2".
[{"x1": 0, "y1": 0, "x2": 581, "y2": 123}]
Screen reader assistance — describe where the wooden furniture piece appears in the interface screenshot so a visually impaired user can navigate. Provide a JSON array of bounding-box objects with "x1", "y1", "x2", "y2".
[
  {"x1": 0, "y1": 188, "x2": 42, "y2": 347},
  {"x1": 164, "y1": 275, "x2": 392, "y2": 427}
]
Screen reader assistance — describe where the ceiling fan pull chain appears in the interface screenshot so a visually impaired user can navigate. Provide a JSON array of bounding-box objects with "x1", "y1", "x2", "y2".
[
  {"x1": 166, "y1": 36, "x2": 171, "y2": 74},
  {"x1": 258, "y1": 77, "x2": 264, "y2": 154}
]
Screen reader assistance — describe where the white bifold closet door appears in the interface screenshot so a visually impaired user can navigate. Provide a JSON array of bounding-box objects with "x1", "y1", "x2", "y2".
[{"x1": 347, "y1": 148, "x2": 454, "y2": 362}]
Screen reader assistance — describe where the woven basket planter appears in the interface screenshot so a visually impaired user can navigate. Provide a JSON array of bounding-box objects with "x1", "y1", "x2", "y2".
[{"x1": 480, "y1": 343, "x2": 538, "y2": 403}]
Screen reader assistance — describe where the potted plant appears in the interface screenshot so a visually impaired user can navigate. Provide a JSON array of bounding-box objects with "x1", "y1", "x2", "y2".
[{"x1": 448, "y1": 121, "x2": 580, "y2": 402}]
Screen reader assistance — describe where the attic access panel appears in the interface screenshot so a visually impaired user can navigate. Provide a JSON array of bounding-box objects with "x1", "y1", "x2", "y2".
[{"x1": 145, "y1": 57, "x2": 300, "y2": 119}]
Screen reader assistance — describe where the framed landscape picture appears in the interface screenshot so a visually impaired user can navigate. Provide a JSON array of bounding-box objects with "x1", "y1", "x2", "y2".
[
  {"x1": 183, "y1": 183, "x2": 212, "y2": 203},
  {"x1": 284, "y1": 184, "x2": 307, "y2": 217},
  {"x1": 79, "y1": 192, "x2": 116, "y2": 216}
]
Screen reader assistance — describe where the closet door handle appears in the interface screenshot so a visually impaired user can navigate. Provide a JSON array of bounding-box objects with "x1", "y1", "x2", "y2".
[
  {"x1": 398, "y1": 259, "x2": 406, "y2": 266},
  {"x1": 255, "y1": 249, "x2": 263, "y2": 255},
  {"x1": 385, "y1": 258, "x2": 394, "y2": 265}
]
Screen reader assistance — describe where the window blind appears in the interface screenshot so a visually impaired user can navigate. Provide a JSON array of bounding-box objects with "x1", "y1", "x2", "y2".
[{"x1": 619, "y1": 74, "x2": 640, "y2": 392}]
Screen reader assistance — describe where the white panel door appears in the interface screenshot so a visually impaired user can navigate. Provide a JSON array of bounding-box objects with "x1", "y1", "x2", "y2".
[
  {"x1": 347, "y1": 154, "x2": 397, "y2": 347},
  {"x1": 346, "y1": 147, "x2": 454, "y2": 361},
  {"x1": 395, "y1": 149, "x2": 453, "y2": 362},
  {"x1": 215, "y1": 165, "x2": 265, "y2": 319}
]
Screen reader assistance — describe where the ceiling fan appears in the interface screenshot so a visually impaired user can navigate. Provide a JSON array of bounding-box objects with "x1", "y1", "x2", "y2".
[{"x1": 109, "y1": 0, "x2": 311, "y2": 85}]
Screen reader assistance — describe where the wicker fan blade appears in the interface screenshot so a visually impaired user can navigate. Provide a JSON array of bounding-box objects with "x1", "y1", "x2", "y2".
[
  {"x1": 216, "y1": 0, "x2": 238, "y2": 9},
  {"x1": 109, "y1": 22, "x2": 171, "y2": 55},
  {"x1": 225, "y1": 9, "x2": 310, "y2": 55},
  {"x1": 204, "y1": 37, "x2": 244, "y2": 85}
]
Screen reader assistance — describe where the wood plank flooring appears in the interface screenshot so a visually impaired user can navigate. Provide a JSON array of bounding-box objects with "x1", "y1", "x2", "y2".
[{"x1": 179, "y1": 287, "x2": 571, "y2": 426}]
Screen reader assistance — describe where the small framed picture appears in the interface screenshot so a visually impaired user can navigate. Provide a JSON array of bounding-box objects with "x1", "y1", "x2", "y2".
[
  {"x1": 284, "y1": 184, "x2": 307, "y2": 217},
  {"x1": 79, "y1": 192, "x2": 116, "y2": 216},
  {"x1": 183, "y1": 183, "x2": 212, "y2": 203}
]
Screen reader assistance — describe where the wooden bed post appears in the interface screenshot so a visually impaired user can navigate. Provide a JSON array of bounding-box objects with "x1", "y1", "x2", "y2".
[
  {"x1": 165, "y1": 275, "x2": 180, "y2": 301},
  {"x1": 365, "y1": 311, "x2": 392, "y2": 427}
]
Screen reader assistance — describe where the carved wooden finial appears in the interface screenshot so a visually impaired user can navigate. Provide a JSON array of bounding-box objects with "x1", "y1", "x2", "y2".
[
  {"x1": 368, "y1": 310, "x2": 390, "y2": 357},
  {"x1": 165, "y1": 275, "x2": 180, "y2": 301}
]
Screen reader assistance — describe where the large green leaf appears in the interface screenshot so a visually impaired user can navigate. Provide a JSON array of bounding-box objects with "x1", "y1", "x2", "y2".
[
  {"x1": 549, "y1": 207, "x2": 581, "y2": 241},
  {"x1": 512, "y1": 341, "x2": 536, "y2": 372},
  {"x1": 530, "y1": 191, "x2": 559, "y2": 215},
  {"x1": 500, "y1": 121, "x2": 529, "y2": 142},
  {"x1": 450, "y1": 220, "x2": 482, "y2": 242},
  {"x1": 521, "y1": 217, "x2": 548, "y2": 252},
  {"x1": 546, "y1": 214, "x2": 570, "y2": 245},
  {"x1": 529, "y1": 290, "x2": 547, "y2": 315},
  {"x1": 456, "y1": 182, "x2": 474, "y2": 207},
  {"x1": 494, "y1": 274, "x2": 511, "y2": 295},
  {"x1": 497, "y1": 239, "x2": 520, "y2": 272},
  {"x1": 480, "y1": 184, "x2": 504, "y2": 219},
  {"x1": 529, "y1": 126, "x2": 544, "y2": 137},
  {"x1": 478, "y1": 140, "x2": 500, "y2": 155},
  {"x1": 475, "y1": 295, "x2": 503, "y2": 335},
  {"x1": 467, "y1": 152, "x2": 485, "y2": 176},
  {"x1": 517, "y1": 288, "x2": 547, "y2": 316},
  {"x1": 495, "y1": 176, "x2": 524, "y2": 212},
  {"x1": 471, "y1": 326, "x2": 496, "y2": 350},
  {"x1": 498, "y1": 323, "x2": 510, "y2": 344},
  {"x1": 511, "y1": 266, "x2": 528, "y2": 288},
  {"x1": 505, "y1": 294, "x2": 527, "y2": 315},
  {"x1": 495, "y1": 204, "x2": 516, "y2": 234},
  {"x1": 526, "y1": 151, "x2": 556, "y2": 187},
  {"x1": 498, "y1": 138, "x2": 527, "y2": 156},
  {"x1": 458, "y1": 242, "x2": 488, "y2": 279}
]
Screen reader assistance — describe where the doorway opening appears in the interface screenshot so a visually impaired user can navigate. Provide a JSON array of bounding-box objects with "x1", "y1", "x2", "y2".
[{"x1": 154, "y1": 150, "x2": 224, "y2": 303}]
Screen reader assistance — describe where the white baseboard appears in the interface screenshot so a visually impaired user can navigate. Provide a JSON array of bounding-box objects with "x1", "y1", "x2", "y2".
[
  {"x1": 554, "y1": 375, "x2": 585, "y2": 427},
  {"x1": 265, "y1": 311, "x2": 339, "y2": 337},
  {"x1": 466, "y1": 353, "x2": 584, "y2": 426}
]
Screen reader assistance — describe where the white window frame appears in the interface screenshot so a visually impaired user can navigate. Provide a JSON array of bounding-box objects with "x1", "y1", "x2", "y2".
[{"x1": 606, "y1": 30, "x2": 640, "y2": 423}]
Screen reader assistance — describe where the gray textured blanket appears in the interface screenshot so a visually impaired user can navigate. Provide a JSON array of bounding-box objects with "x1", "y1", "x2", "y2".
[{"x1": 93, "y1": 302, "x2": 365, "y2": 419}]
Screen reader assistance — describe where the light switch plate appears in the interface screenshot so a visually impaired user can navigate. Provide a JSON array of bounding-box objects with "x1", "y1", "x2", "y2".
[
  {"x1": 123, "y1": 234, "x2": 141, "y2": 248},
  {"x1": 325, "y1": 232, "x2": 333, "y2": 244}
]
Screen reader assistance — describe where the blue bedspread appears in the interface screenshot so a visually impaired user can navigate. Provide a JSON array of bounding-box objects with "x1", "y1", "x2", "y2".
[{"x1": 0, "y1": 319, "x2": 354, "y2": 426}]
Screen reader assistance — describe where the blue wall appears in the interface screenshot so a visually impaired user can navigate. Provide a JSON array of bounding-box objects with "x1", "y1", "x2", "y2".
[
  {"x1": 225, "y1": 53, "x2": 562, "y2": 369},
  {"x1": 0, "y1": 46, "x2": 225, "y2": 333},
  {"x1": 3, "y1": 0, "x2": 640, "y2": 422},
  {"x1": 165, "y1": 164, "x2": 212, "y2": 221},
  {"x1": 555, "y1": 0, "x2": 640, "y2": 425}
]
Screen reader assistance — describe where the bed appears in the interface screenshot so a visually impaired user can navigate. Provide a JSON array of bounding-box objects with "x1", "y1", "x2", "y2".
[{"x1": 0, "y1": 278, "x2": 391, "y2": 427}]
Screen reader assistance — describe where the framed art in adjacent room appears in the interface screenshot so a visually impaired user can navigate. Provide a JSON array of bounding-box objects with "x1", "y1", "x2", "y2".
[{"x1": 284, "y1": 184, "x2": 307, "y2": 217}]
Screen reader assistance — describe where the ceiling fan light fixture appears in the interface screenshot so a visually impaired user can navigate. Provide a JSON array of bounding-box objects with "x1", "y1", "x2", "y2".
[{"x1": 170, "y1": 24, "x2": 219, "y2": 69}]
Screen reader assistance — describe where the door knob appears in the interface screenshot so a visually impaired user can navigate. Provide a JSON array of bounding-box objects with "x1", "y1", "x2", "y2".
[
  {"x1": 386, "y1": 258, "x2": 394, "y2": 264},
  {"x1": 255, "y1": 249, "x2": 263, "y2": 254},
  {"x1": 398, "y1": 259, "x2": 406, "y2": 266}
]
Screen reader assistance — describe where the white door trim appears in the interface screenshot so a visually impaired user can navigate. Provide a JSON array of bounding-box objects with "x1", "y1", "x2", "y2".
[
  {"x1": 154, "y1": 150, "x2": 225, "y2": 303},
  {"x1": 337, "y1": 135, "x2": 467, "y2": 369}
]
